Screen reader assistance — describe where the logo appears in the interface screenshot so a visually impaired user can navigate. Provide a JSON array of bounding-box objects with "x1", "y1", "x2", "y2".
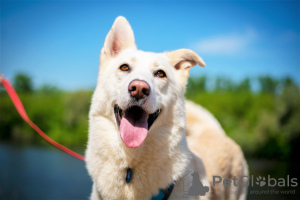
[
  {"x1": 180, "y1": 172, "x2": 298, "y2": 198},
  {"x1": 212, "y1": 175, "x2": 298, "y2": 187},
  {"x1": 256, "y1": 176, "x2": 266, "y2": 187},
  {"x1": 188, "y1": 171, "x2": 209, "y2": 196},
  {"x1": 181, "y1": 171, "x2": 210, "y2": 198}
]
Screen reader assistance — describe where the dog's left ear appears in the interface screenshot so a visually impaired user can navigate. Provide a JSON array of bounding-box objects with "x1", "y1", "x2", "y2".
[
  {"x1": 165, "y1": 49, "x2": 205, "y2": 86},
  {"x1": 100, "y1": 16, "x2": 137, "y2": 64}
]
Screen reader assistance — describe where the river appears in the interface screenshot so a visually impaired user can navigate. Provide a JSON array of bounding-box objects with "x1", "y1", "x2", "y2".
[{"x1": 0, "y1": 142, "x2": 92, "y2": 200}]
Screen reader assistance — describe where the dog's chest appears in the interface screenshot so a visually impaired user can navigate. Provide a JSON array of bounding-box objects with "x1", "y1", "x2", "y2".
[{"x1": 96, "y1": 147, "x2": 178, "y2": 199}]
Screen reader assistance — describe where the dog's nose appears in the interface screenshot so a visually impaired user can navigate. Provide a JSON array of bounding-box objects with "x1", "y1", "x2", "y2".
[{"x1": 128, "y1": 80, "x2": 150, "y2": 100}]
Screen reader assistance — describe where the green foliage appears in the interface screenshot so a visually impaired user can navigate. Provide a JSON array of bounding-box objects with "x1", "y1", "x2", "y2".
[
  {"x1": 37, "y1": 84, "x2": 61, "y2": 95},
  {"x1": 258, "y1": 76, "x2": 279, "y2": 95},
  {"x1": 13, "y1": 73, "x2": 33, "y2": 93},
  {"x1": 0, "y1": 89, "x2": 93, "y2": 149},
  {"x1": 215, "y1": 77, "x2": 235, "y2": 92},
  {"x1": 236, "y1": 78, "x2": 251, "y2": 92}
]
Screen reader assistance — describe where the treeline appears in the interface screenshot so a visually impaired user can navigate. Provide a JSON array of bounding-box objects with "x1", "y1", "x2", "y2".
[
  {"x1": 186, "y1": 75, "x2": 295, "y2": 95},
  {"x1": 1, "y1": 73, "x2": 299, "y2": 161},
  {"x1": 0, "y1": 73, "x2": 92, "y2": 148}
]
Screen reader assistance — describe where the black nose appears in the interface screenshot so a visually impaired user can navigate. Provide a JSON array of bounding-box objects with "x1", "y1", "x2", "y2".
[{"x1": 128, "y1": 80, "x2": 150, "y2": 100}]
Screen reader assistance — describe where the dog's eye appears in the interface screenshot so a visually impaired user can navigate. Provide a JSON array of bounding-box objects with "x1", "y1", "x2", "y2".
[
  {"x1": 120, "y1": 64, "x2": 130, "y2": 71},
  {"x1": 154, "y1": 70, "x2": 166, "y2": 78}
]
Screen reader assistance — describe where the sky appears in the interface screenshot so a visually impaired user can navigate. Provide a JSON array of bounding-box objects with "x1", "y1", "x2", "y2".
[{"x1": 1, "y1": 0, "x2": 299, "y2": 90}]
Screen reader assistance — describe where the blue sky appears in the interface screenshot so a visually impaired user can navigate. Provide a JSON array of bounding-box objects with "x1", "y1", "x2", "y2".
[{"x1": 1, "y1": 0, "x2": 299, "y2": 90}]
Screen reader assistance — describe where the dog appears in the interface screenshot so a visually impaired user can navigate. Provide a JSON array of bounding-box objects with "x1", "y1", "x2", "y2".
[{"x1": 85, "y1": 16, "x2": 248, "y2": 200}]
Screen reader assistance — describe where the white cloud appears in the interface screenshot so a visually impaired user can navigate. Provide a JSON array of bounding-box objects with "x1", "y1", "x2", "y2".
[{"x1": 192, "y1": 28, "x2": 258, "y2": 55}]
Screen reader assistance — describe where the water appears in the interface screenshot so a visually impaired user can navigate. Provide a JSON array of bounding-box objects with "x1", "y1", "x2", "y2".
[
  {"x1": 0, "y1": 143, "x2": 299, "y2": 200},
  {"x1": 0, "y1": 143, "x2": 92, "y2": 200}
]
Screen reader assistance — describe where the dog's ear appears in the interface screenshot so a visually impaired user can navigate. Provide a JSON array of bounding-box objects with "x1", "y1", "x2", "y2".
[
  {"x1": 165, "y1": 49, "x2": 205, "y2": 86},
  {"x1": 100, "y1": 16, "x2": 137, "y2": 63}
]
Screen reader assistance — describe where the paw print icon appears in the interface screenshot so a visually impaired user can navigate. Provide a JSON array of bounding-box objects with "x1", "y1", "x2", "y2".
[{"x1": 256, "y1": 176, "x2": 266, "y2": 187}]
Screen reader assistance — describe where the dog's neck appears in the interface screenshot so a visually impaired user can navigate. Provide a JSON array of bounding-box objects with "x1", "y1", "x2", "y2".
[{"x1": 86, "y1": 99, "x2": 191, "y2": 199}]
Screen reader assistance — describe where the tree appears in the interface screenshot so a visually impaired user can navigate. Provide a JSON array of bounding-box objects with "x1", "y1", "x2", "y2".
[
  {"x1": 13, "y1": 73, "x2": 33, "y2": 92},
  {"x1": 258, "y1": 76, "x2": 279, "y2": 95},
  {"x1": 193, "y1": 76, "x2": 207, "y2": 92},
  {"x1": 214, "y1": 77, "x2": 234, "y2": 92},
  {"x1": 37, "y1": 84, "x2": 60, "y2": 95},
  {"x1": 186, "y1": 76, "x2": 207, "y2": 98},
  {"x1": 235, "y1": 78, "x2": 251, "y2": 92}
]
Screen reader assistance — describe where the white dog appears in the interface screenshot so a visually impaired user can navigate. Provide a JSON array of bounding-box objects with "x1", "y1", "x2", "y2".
[{"x1": 85, "y1": 16, "x2": 248, "y2": 200}]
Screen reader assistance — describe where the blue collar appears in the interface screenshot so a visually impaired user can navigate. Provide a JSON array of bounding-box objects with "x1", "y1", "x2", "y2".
[
  {"x1": 151, "y1": 182, "x2": 175, "y2": 200},
  {"x1": 126, "y1": 168, "x2": 175, "y2": 200}
]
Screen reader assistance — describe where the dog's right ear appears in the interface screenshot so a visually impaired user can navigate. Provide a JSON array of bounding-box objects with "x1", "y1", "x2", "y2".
[{"x1": 100, "y1": 16, "x2": 137, "y2": 64}]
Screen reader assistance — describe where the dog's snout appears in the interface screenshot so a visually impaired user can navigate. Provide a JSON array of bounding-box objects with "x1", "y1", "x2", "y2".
[{"x1": 128, "y1": 80, "x2": 150, "y2": 100}]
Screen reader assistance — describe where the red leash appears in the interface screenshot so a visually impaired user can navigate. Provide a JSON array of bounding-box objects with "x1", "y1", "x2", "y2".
[{"x1": 0, "y1": 74, "x2": 85, "y2": 161}]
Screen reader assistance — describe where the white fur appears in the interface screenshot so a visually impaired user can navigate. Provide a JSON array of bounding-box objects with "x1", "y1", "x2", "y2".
[{"x1": 86, "y1": 16, "x2": 248, "y2": 200}]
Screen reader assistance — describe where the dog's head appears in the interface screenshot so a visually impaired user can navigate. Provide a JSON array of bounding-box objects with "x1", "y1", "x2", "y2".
[{"x1": 93, "y1": 17, "x2": 205, "y2": 148}]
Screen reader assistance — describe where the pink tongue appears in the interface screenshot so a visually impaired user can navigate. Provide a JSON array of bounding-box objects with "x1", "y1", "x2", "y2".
[{"x1": 120, "y1": 109, "x2": 148, "y2": 148}]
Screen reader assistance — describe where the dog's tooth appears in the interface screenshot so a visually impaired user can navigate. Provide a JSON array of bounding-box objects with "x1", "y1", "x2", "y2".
[{"x1": 147, "y1": 114, "x2": 149, "y2": 119}]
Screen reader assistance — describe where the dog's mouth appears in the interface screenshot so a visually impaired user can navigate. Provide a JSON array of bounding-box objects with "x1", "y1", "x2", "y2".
[{"x1": 114, "y1": 105, "x2": 161, "y2": 148}]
